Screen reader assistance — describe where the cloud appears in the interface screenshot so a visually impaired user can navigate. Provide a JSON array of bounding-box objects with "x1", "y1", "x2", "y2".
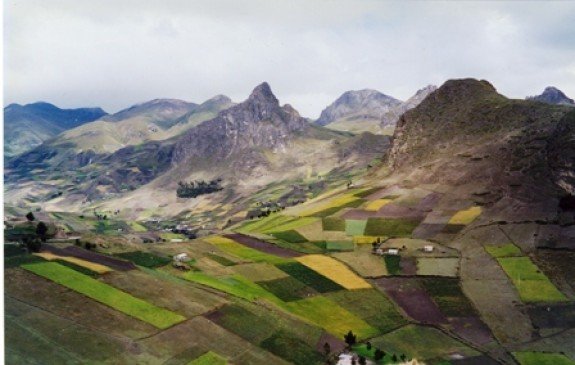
[{"x1": 4, "y1": 0, "x2": 575, "y2": 118}]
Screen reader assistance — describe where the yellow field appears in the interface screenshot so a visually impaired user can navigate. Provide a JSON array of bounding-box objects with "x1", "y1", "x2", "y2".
[
  {"x1": 296, "y1": 254, "x2": 371, "y2": 289},
  {"x1": 364, "y1": 199, "x2": 392, "y2": 211},
  {"x1": 204, "y1": 235, "x2": 236, "y2": 245},
  {"x1": 448, "y1": 206, "x2": 482, "y2": 225},
  {"x1": 353, "y1": 236, "x2": 387, "y2": 244},
  {"x1": 34, "y1": 252, "x2": 113, "y2": 274},
  {"x1": 297, "y1": 194, "x2": 359, "y2": 217}
]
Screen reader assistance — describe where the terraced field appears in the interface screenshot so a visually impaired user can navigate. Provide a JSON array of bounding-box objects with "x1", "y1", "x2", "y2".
[{"x1": 296, "y1": 255, "x2": 372, "y2": 289}]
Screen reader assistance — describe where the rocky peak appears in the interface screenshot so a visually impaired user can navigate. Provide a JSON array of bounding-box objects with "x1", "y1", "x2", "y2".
[
  {"x1": 379, "y1": 85, "x2": 437, "y2": 128},
  {"x1": 527, "y1": 86, "x2": 575, "y2": 106}
]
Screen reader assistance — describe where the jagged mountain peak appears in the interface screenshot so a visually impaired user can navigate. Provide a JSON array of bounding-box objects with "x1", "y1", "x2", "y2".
[
  {"x1": 527, "y1": 86, "x2": 575, "y2": 106},
  {"x1": 247, "y1": 82, "x2": 278, "y2": 104}
]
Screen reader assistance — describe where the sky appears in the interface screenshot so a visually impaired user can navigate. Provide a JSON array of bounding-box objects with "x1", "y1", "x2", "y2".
[{"x1": 4, "y1": 0, "x2": 575, "y2": 118}]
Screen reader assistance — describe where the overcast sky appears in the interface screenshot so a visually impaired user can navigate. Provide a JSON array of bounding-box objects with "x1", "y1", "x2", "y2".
[{"x1": 4, "y1": 0, "x2": 575, "y2": 118}]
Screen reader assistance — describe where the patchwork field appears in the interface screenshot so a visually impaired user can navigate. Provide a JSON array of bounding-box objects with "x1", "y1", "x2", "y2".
[
  {"x1": 276, "y1": 262, "x2": 344, "y2": 293},
  {"x1": 332, "y1": 249, "x2": 388, "y2": 277},
  {"x1": 416, "y1": 257, "x2": 459, "y2": 277},
  {"x1": 364, "y1": 199, "x2": 393, "y2": 211},
  {"x1": 484, "y1": 243, "x2": 522, "y2": 257},
  {"x1": 257, "y1": 276, "x2": 318, "y2": 301},
  {"x1": 364, "y1": 217, "x2": 421, "y2": 237},
  {"x1": 345, "y1": 219, "x2": 367, "y2": 236},
  {"x1": 22, "y1": 262, "x2": 186, "y2": 329},
  {"x1": 115, "y1": 250, "x2": 172, "y2": 268},
  {"x1": 34, "y1": 252, "x2": 113, "y2": 274},
  {"x1": 513, "y1": 352, "x2": 575, "y2": 365},
  {"x1": 224, "y1": 233, "x2": 302, "y2": 258},
  {"x1": 188, "y1": 351, "x2": 227, "y2": 365},
  {"x1": 204, "y1": 236, "x2": 290, "y2": 264},
  {"x1": 326, "y1": 240, "x2": 354, "y2": 251},
  {"x1": 296, "y1": 254, "x2": 372, "y2": 289},
  {"x1": 448, "y1": 206, "x2": 482, "y2": 225},
  {"x1": 232, "y1": 262, "x2": 288, "y2": 282}
]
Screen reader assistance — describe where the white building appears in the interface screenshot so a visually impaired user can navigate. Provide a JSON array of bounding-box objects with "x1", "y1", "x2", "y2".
[
  {"x1": 424, "y1": 245, "x2": 434, "y2": 252},
  {"x1": 387, "y1": 248, "x2": 399, "y2": 255},
  {"x1": 173, "y1": 253, "x2": 189, "y2": 262}
]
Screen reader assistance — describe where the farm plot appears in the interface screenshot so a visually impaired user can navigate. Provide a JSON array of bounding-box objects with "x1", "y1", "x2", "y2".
[
  {"x1": 232, "y1": 262, "x2": 288, "y2": 282},
  {"x1": 448, "y1": 317, "x2": 494, "y2": 347},
  {"x1": 34, "y1": 252, "x2": 112, "y2": 274},
  {"x1": 224, "y1": 233, "x2": 301, "y2": 258},
  {"x1": 22, "y1": 262, "x2": 185, "y2": 329},
  {"x1": 496, "y1": 257, "x2": 567, "y2": 302},
  {"x1": 326, "y1": 240, "x2": 354, "y2": 251},
  {"x1": 416, "y1": 257, "x2": 459, "y2": 277},
  {"x1": 297, "y1": 194, "x2": 364, "y2": 217},
  {"x1": 261, "y1": 217, "x2": 318, "y2": 233},
  {"x1": 204, "y1": 236, "x2": 290, "y2": 264},
  {"x1": 297, "y1": 220, "x2": 349, "y2": 242},
  {"x1": 296, "y1": 255, "x2": 371, "y2": 289},
  {"x1": 188, "y1": 351, "x2": 227, "y2": 365},
  {"x1": 285, "y1": 296, "x2": 379, "y2": 339},
  {"x1": 373, "y1": 277, "x2": 447, "y2": 324},
  {"x1": 448, "y1": 206, "x2": 482, "y2": 225},
  {"x1": 261, "y1": 330, "x2": 324, "y2": 365},
  {"x1": 364, "y1": 217, "x2": 421, "y2": 237},
  {"x1": 322, "y1": 216, "x2": 346, "y2": 231},
  {"x1": 332, "y1": 249, "x2": 388, "y2": 277},
  {"x1": 513, "y1": 352, "x2": 575, "y2": 365},
  {"x1": 369, "y1": 324, "x2": 479, "y2": 361},
  {"x1": 270, "y1": 230, "x2": 309, "y2": 244},
  {"x1": 484, "y1": 243, "x2": 522, "y2": 257},
  {"x1": 276, "y1": 262, "x2": 343, "y2": 293},
  {"x1": 257, "y1": 276, "x2": 318, "y2": 301},
  {"x1": 114, "y1": 251, "x2": 171, "y2": 268},
  {"x1": 236, "y1": 214, "x2": 296, "y2": 234},
  {"x1": 527, "y1": 303, "x2": 575, "y2": 330},
  {"x1": 365, "y1": 199, "x2": 393, "y2": 211},
  {"x1": 43, "y1": 244, "x2": 136, "y2": 271},
  {"x1": 420, "y1": 278, "x2": 476, "y2": 317},
  {"x1": 327, "y1": 289, "x2": 407, "y2": 333},
  {"x1": 345, "y1": 219, "x2": 367, "y2": 236}
]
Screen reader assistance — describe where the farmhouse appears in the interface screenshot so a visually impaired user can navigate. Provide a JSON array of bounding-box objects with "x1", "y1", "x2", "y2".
[
  {"x1": 173, "y1": 253, "x2": 189, "y2": 262},
  {"x1": 424, "y1": 245, "x2": 434, "y2": 252},
  {"x1": 387, "y1": 248, "x2": 399, "y2": 255}
]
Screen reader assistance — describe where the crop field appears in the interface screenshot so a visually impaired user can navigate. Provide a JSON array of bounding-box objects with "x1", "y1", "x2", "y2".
[
  {"x1": 296, "y1": 194, "x2": 364, "y2": 217},
  {"x1": 353, "y1": 235, "x2": 385, "y2": 244},
  {"x1": 114, "y1": 251, "x2": 172, "y2": 268},
  {"x1": 260, "y1": 330, "x2": 324, "y2": 365},
  {"x1": 262, "y1": 217, "x2": 318, "y2": 233},
  {"x1": 224, "y1": 233, "x2": 302, "y2": 258},
  {"x1": 345, "y1": 219, "x2": 368, "y2": 236},
  {"x1": 232, "y1": 262, "x2": 288, "y2": 282},
  {"x1": 204, "y1": 236, "x2": 290, "y2": 264},
  {"x1": 332, "y1": 250, "x2": 388, "y2": 277},
  {"x1": 416, "y1": 257, "x2": 459, "y2": 277},
  {"x1": 237, "y1": 214, "x2": 296, "y2": 233},
  {"x1": 296, "y1": 254, "x2": 372, "y2": 289},
  {"x1": 364, "y1": 218, "x2": 421, "y2": 237},
  {"x1": 257, "y1": 276, "x2": 317, "y2": 301},
  {"x1": 365, "y1": 199, "x2": 393, "y2": 211},
  {"x1": 43, "y1": 245, "x2": 137, "y2": 271},
  {"x1": 206, "y1": 253, "x2": 236, "y2": 266},
  {"x1": 188, "y1": 351, "x2": 227, "y2": 365},
  {"x1": 34, "y1": 252, "x2": 113, "y2": 274},
  {"x1": 497, "y1": 257, "x2": 567, "y2": 302},
  {"x1": 22, "y1": 262, "x2": 185, "y2": 328},
  {"x1": 271, "y1": 230, "x2": 309, "y2": 243},
  {"x1": 420, "y1": 278, "x2": 476, "y2": 317},
  {"x1": 326, "y1": 240, "x2": 354, "y2": 251},
  {"x1": 296, "y1": 220, "x2": 349, "y2": 241},
  {"x1": 129, "y1": 221, "x2": 148, "y2": 232},
  {"x1": 206, "y1": 303, "x2": 280, "y2": 343},
  {"x1": 485, "y1": 243, "x2": 522, "y2": 257},
  {"x1": 513, "y1": 352, "x2": 575, "y2": 365},
  {"x1": 369, "y1": 324, "x2": 479, "y2": 361},
  {"x1": 327, "y1": 289, "x2": 407, "y2": 333},
  {"x1": 276, "y1": 262, "x2": 343, "y2": 293},
  {"x1": 448, "y1": 206, "x2": 482, "y2": 225},
  {"x1": 322, "y1": 216, "x2": 346, "y2": 231},
  {"x1": 384, "y1": 255, "x2": 401, "y2": 275},
  {"x1": 285, "y1": 296, "x2": 379, "y2": 339}
]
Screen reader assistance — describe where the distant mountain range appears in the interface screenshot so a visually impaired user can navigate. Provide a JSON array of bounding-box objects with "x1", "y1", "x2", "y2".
[
  {"x1": 4, "y1": 102, "x2": 107, "y2": 157},
  {"x1": 527, "y1": 86, "x2": 575, "y2": 106}
]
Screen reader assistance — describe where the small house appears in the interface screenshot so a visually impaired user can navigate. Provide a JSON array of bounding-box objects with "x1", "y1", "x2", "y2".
[
  {"x1": 387, "y1": 248, "x2": 399, "y2": 255},
  {"x1": 173, "y1": 253, "x2": 190, "y2": 262},
  {"x1": 424, "y1": 245, "x2": 434, "y2": 253},
  {"x1": 375, "y1": 248, "x2": 385, "y2": 255},
  {"x1": 170, "y1": 238, "x2": 183, "y2": 243}
]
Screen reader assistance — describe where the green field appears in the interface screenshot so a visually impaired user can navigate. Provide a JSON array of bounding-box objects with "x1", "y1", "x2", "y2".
[
  {"x1": 326, "y1": 240, "x2": 354, "y2": 251},
  {"x1": 364, "y1": 218, "x2": 421, "y2": 237},
  {"x1": 276, "y1": 262, "x2": 344, "y2": 293},
  {"x1": 327, "y1": 289, "x2": 407, "y2": 333},
  {"x1": 261, "y1": 330, "x2": 324, "y2": 365},
  {"x1": 262, "y1": 217, "x2": 318, "y2": 233},
  {"x1": 22, "y1": 262, "x2": 185, "y2": 329},
  {"x1": 322, "y1": 216, "x2": 346, "y2": 231},
  {"x1": 271, "y1": 230, "x2": 309, "y2": 243},
  {"x1": 188, "y1": 351, "x2": 227, "y2": 365},
  {"x1": 232, "y1": 262, "x2": 288, "y2": 282},
  {"x1": 497, "y1": 257, "x2": 567, "y2": 302},
  {"x1": 207, "y1": 253, "x2": 236, "y2": 266},
  {"x1": 285, "y1": 296, "x2": 379, "y2": 339},
  {"x1": 115, "y1": 251, "x2": 172, "y2": 268},
  {"x1": 206, "y1": 236, "x2": 290, "y2": 265},
  {"x1": 345, "y1": 219, "x2": 368, "y2": 236},
  {"x1": 485, "y1": 243, "x2": 522, "y2": 257},
  {"x1": 237, "y1": 214, "x2": 296, "y2": 233},
  {"x1": 420, "y1": 278, "x2": 476, "y2": 317},
  {"x1": 513, "y1": 352, "x2": 575, "y2": 365},
  {"x1": 257, "y1": 276, "x2": 317, "y2": 302},
  {"x1": 384, "y1": 255, "x2": 401, "y2": 275},
  {"x1": 416, "y1": 257, "x2": 459, "y2": 277}
]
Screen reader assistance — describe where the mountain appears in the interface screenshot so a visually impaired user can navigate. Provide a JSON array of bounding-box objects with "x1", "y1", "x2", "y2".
[
  {"x1": 380, "y1": 85, "x2": 437, "y2": 128},
  {"x1": 314, "y1": 89, "x2": 402, "y2": 134},
  {"x1": 3, "y1": 102, "x2": 107, "y2": 157},
  {"x1": 527, "y1": 86, "x2": 575, "y2": 106}
]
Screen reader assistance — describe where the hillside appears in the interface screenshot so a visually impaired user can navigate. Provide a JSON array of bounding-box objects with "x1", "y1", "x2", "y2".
[{"x1": 4, "y1": 102, "x2": 107, "y2": 157}]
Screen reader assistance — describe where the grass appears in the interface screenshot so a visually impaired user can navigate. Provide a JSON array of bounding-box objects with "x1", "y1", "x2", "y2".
[
  {"x1": 416, "y1": 257, "x2": 459, "y2": 277},
  {"x1": 370, "y1": 324, "x2": 479, "y2": 360},
  {"x1": 384, "y1": 255, "x2": 401, "y2": 275},
  {"x1": 328, "y1": 289, "x2": 407, "y2": 333},
  {"x1": 296, "y1": 255, "x2": 372, "y2": 289},
  {"x1": 485, "y1": 243, "x2": 522, "y2": 257},
  {"x1": 365, "y1": 199, "x2": 393, "y2": 211},
  {"x1": 114, "y1": 251, "x2": 171, "y2": 268},
  {"x1": 364, "y1": 218, "x2": 421, "y2": 237},
  {"x1": 257, "y1": 277, "x2": 317, "y2": 302},
  {"x1": 497, "y1": 257, "x2": 567, "y2": 302},
  {"x1": 22, "y1": 262, "x2": 185, "y2": 329},
  {"x1": 34, "y1": 252, "x2": 113, "y2": 274},
  {"x1": 448, "y1": 206, "x2": 482, "y2": 225},
  {"x1": 420, "y1": 278, "x2": 476, "y2": 317},
  {"x1": 260, "y1": 330, "x2": 324, "y2": 365},
  {"x1": 276, "y1": 262, "x2": 343, "y2": 293},
  {"x1": 271, "y1": 230, "x2": 309, "y2": 243},
  {"x1": 322, "y1": 216, "x2": 346, "y2": 231},
  {"x1": 210, "y1": 304, "x2": 278, "y2": 343},
  {"x1": 285, "y1": 296, "x2": 379, "y2": 339},
  {"x1": 128, "y1": 221, "x2": 148, "y2": 232},
  {"x1": 204, "y1": 236, "x2": 290, "y2": 265},
  {"x1": 345, "y1": 220, "x2": 368, "y2": 236},
  {"x1": 5, "y1": 254, "x2": 46, "y2": 269},
  {"x1": 326, "y1": 241, "x2": 354, "y2": 251},
  {"x1": 187, "y1": 351, "x2": 227, "y2": 365},
  {"x1": 512, "y1": 352, "x2": 575, "y2": 365},
  {"x1": 232, "y1": 262, "x2": 288, "y2": 282},
  {"x1": 206, "y1": 253, "x2": 236, "y2": 266}
]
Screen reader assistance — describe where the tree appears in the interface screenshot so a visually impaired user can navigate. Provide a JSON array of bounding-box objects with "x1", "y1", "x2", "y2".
[
  {"x1": 36, "y1": 221, "x2": 48, "y2": 242},
  {"x1": 374, "y1": 349, "x2": 385, "y2": 361},
  {"x1": 392, "y1": 354, "x2": 398, "y2": 362},
  {"x1": 323, "y1": 342, "x2": 331, "y2": 356},
  {"x1": 344, "y1": 330, "x2": 357, "y2": 347},
  {"x1": 400, "y1": 354, "x2": 406, "y2": 362},
  {"x1": 358, "y1": 356, "x2": 366, "y2": 365},
  {"x1": 366, "y1": 341, "x2": 372, "y2": 351},
  {"x1": 26, "y1": 212, "x2": 35, "y2": 221},
  {"x1": 24, "y1": 237, "x2": 42, "y2": 253}
]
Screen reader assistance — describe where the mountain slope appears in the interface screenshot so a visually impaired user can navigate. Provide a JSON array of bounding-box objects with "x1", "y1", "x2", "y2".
[
  {"x1": 4, "y1": 102, "x2": 107, "y2": 157},
  {"x1": 315, "y1": 89, "x2": 401, "y2": 134},
  {"x1": 380, "y1": 85, "x2": 437, "y2": 128},
  {"x1": 527, "y1": 86, "x2": 575, "y2": 106}
]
